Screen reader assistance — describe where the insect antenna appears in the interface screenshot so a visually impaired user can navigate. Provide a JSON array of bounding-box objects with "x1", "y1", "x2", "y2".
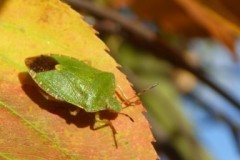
[
  {"x1": 122, "y1": 82, "x2": 160, "y2": 108},
  {"x1": 136, "y1": 82, "x2": 160, "y2": 96}
]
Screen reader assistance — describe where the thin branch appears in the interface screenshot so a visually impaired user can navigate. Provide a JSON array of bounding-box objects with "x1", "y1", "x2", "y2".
[
  {"x1": 64, "y1": 0, "x2": 156, "y2": 41},
  {"x1": 63, "y1": 0, "x2": 240, "y2": 110}
]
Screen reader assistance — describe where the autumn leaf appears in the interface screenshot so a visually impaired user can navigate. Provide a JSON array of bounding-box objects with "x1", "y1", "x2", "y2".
[
  {"x1": 0, "y1": 0, "x2": 157, "y2": 159},
  {"x1": 174, "y1": 0, "x2": 240, "y2": 57},
  {"x1": 112, "y1": 0, "x2": 240, "y2": 58}
]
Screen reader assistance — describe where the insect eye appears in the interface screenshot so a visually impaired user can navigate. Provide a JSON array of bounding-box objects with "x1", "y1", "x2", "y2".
[{"x1": 25, "y1": 55, "x2": 59, "y2": 73}]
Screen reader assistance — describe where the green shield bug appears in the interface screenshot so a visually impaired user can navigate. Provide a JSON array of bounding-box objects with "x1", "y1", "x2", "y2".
[{"x1": 25, "y1": 54, "x2": 134, "y2": 148}]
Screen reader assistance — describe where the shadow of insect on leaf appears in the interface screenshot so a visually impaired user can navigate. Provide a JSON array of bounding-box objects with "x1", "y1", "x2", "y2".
[{"x1": 18, "y1": 72, "x2": 118, "y2": 129}]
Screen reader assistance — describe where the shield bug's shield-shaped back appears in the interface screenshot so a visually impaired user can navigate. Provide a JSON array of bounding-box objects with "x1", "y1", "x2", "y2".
[{"x1": 25, "y1": 54, "x2": 123, "y2": 113}]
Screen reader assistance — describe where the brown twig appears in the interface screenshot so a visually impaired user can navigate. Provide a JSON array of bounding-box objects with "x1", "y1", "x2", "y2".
[{"x1": 63, "y1": 0, "x2": 240, "y2": 110}]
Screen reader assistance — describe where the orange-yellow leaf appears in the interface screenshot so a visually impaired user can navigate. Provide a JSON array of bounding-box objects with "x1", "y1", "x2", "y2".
[
  {"x1": 112, "y1": 0, "x2": 240, "y2": 58},
  {"x1": 174, "y1": 0, "x2": 239, "y2": 58},
  {"x1": 0, "y1": 0, "x2": 157, "y2": 159}
]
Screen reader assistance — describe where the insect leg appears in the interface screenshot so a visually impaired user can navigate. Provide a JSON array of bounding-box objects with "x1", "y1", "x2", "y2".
[
  {"x1": 69, "y1": 108, "x2": 81, "y2": 116},
  {"x1": 116, "y1": 85, "x2": 128, "y2": 101},
  {"x1": 117, "y1": 82, "x2": 160, "y2": 109},
  {"x1": 93, "y1": 112, "x2": 118, "y2": 148},
  {"x1": 115, "y1": 85, "x2": 141, "y2": 107}
]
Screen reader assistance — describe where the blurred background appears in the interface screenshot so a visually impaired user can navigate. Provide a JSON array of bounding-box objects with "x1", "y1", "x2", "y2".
[{"x1": 63, "y1": 0, "x2": 240, "y2": 160}]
